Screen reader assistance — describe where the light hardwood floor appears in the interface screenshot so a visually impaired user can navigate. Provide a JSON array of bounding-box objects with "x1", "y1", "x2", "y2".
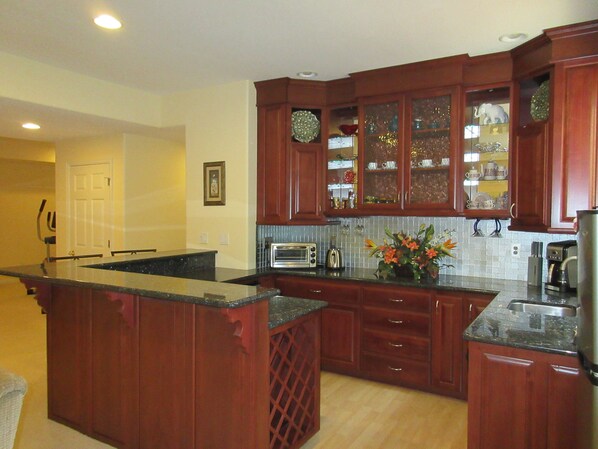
[{"x1": 0, "y1": 279, "x2": 467, "y2": 449}]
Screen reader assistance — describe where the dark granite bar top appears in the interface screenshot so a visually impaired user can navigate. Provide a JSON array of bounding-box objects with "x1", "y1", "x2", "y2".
[
  {"x1": 216, "y1": 266, "x2": 579, "y2": 357},
  {"x1": 268, "y1": 296, "x2": 327, "y2": 330},
  {"x1": 0, "y1": 250, "x2": 277, "y2": 309}
]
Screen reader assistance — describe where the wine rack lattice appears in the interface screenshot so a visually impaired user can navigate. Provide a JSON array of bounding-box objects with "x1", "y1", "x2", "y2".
[{"x1": 269, "y1": 318, "x2": 319, "y2": 449}]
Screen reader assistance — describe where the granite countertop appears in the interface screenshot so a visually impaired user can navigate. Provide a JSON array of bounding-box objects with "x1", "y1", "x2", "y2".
[
  {"x1": 268, "y1": 295, "x2": 327, "y2": 330},
  {"x1": 217, "y1": 266, "x2": 579, "y2": 357},
  {"x1": 0, "y1": 250, "x2": 277, "y2": 309}
]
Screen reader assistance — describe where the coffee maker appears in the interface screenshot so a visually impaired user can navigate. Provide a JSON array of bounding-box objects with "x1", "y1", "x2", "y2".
[{"x1": 545, "y1": 240, "x2": 578, "y2": 292}]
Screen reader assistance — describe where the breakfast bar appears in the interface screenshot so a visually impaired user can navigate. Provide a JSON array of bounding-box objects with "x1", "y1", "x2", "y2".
[{"x1": 0, "y1": 250, "x2": 326, "y2": 449}]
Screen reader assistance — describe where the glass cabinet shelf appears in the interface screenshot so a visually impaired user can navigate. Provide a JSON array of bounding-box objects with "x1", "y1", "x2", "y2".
[
  {"x1": 463, "y1": 86, "x2": 511, "y2": 213},
  {"x1": 327, "y1": 106, "x2": 358, "y2": 211}
]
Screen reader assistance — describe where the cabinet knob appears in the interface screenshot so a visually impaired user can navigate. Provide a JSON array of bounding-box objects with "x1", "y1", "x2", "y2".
[
  {"x1": 388, "y1": 366, "x2": 403, "y2": 372},
  {"x1": 388, "y1": 298, "x2": 404, "y2": 303},
  {"x1": 388, "y1": 342, "x2": 404, "y2": 348},
  {"x1": 510, "y1": 203, "x2": 516, "y2": 219},
  {"x1": 308, "y1": 289, "x2": 322, "y2": 294},
  {"x1": 387, "y1": 318, "x2": 404, "y2": 325}
]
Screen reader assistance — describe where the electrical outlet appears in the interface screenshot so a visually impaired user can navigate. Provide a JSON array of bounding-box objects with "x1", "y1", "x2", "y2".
[
  {"x1": 511, "y1": 243, "x2": 521, "y2": 258},
  {"x1": 199, "y1": 232, "x2": 208, "y2": 244},
  {"x1": 219, "y1": 233, "x2": 229, "y2": 245}
]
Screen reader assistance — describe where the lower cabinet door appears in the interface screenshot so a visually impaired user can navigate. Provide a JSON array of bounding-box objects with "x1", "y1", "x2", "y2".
[
  {"x1": 468, "y1": 342, "x2": 545, "y2": 449},
  {"x1": 468, "y1": 342, "x2": 579, "y2": 449},
  {"x1": 431, "y1": 294, "x2": 463, "y2": 395},
  {"x1": 321, "y1": 304, "x2": 360, "y2": 374}
]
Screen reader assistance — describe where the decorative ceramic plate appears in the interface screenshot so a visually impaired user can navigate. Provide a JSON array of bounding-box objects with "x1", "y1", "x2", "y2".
[
  {"x1": 291, "y1": 110, "x2": 320, "y2": 143},
  {"x1": 530, "y1": 80, "x2": 550, "y2": 121}
]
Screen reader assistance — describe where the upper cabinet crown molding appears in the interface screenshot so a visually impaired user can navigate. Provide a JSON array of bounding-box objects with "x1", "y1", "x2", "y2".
[
  {"x1": 255, "y1": 77, "x2": 328, "y2": 106},
  {"x1": 349, "y1": 54, "x2": 469, "y2": 97},
  {"x1": 511, "y1": 19, "x2": 598, "y2": 79}
]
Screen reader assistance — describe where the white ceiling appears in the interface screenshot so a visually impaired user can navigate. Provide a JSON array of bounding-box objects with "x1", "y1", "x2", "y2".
[{"x1": 1, "y1": 0, "x2": 597, "y2": 143}]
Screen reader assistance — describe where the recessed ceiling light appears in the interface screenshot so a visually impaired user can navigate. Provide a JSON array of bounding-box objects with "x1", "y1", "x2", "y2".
[
  {"x1": 499, "y1": 33, "x2": 527, "y2": 43},
  {"x1": 22, "y1": 123, "x2": 41, "y2": 130},
  {"x1": 94, "y1": 14, "x2": 122, "y2": 30},
  {"x1": 297, "y1": 71, "x2": 318, "y2": 79}
]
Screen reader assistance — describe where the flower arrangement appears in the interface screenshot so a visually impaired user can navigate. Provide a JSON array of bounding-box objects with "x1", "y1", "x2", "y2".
[{"x1": 365, "y1": 224, "x2": 457, "y2": 281}]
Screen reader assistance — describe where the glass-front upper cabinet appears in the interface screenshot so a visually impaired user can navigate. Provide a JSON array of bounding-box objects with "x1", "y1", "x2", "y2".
[
  {"x1": 327, "y1": 106, "x2": 358, "y2": 212},
  {"x1": 462, "y1": 86, "x2": 511, "y2": 215},
  {"x1": 406, "y1": 91, "x2": 456, "y2": 210},
  {"x1": 362, "y1": 101, "x2": 401, "y2": 206}
]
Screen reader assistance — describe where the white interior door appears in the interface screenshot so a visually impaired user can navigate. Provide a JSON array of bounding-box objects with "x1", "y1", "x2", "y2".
[{"x1": 68, "y1": 163, "x2": 112, "y2": 256}]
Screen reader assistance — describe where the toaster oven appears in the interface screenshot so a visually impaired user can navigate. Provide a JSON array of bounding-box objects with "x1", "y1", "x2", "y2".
[{"x1": 270, "y1": 243, "x2": 317, "y2": 268}]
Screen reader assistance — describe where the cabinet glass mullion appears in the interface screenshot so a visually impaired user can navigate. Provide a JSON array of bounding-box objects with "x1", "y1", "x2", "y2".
[{"x1": 363, "y1": 102, "x2": 400, "y2": 205}]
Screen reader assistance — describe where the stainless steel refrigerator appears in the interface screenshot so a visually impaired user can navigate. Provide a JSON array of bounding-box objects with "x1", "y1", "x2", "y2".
[{"x1": 577, "y1": 210, "x2": 598, "y2": 449}]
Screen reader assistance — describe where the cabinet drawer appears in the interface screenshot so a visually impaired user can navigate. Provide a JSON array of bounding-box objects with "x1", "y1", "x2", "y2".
[
  {"x1": 363, "y1": 285, "x2": 431, "y2": 313},
  {"x1": 362, "y1": 307, "x2": 430, "y2": 337},
  {"x1": 362, "y1": 353, "x2": 430, "y2": 388},
  {"x1": 362, "y1": 329, "x2": 429, "y2": 362},
  {"x1": 276, "y1": 276, "x2": 360, "y2": 304}
]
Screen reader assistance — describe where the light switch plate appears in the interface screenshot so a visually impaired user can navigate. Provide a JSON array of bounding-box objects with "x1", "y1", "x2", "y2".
[
  {"x1": 199, "y1": 232, "x2": 208, "y2": 244},
  {"x1": 219, "y1": 233, "x2": 229, "y2": 245}
]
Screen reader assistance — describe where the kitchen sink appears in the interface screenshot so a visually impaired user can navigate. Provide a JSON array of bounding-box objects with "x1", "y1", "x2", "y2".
[{"x1": 507, "y1": 300, "x2": 577, "y2": 317}]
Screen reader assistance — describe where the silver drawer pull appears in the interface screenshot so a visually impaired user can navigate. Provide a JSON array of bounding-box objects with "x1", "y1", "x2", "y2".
[
  {"x1": 388, "y1": 366, "x2": 403, "y2": 372},
  {"x1": 308, "y1": 289, "x2": 322, "y2": 294},
  {"x1": 388, "y1": 342, "x2": 404, "y2": 348},
  {"x1": 389, "y1": 298, "x2": 404, "y2": 303},
  {"x1": 387, "y1": 318, "x2": 404, "y2": 324}
]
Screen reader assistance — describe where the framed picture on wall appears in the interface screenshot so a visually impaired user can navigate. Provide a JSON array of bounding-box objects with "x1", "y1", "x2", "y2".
[{"x1": 203, "y1": 161, "x2": 226, "y2": 206}]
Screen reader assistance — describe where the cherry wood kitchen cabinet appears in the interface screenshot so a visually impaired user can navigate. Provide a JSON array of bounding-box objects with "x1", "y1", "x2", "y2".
[
  {"x1": 431, "y1": 291, "x2": 494, "y2": 398},
  {"x1": 510, "y1": 121, "x2": 551, "y2": 231},
  {"x1": 358, "y1": 87, "x2": 460, "y2": 215},
  {"x1": 467, "y1": 342, "x2": 579, "y2": 449},
  {"x1": 25, "y1": 280, "x2": 272, "y2": 449},
  {"x1": 275, "y1": 275, "x2": 361, "y2": 375},
  {"x1": 255, "y1": 79, "x2": 328, "y2": 225},
  {"x1": 550, "y1": 57, "x2": 598, "y2": 231},
  {"x1": 431, "y1": 293, "x2": 463, "y2": 395},
  {"x1": 361, "y1": 284, "x2": 432, "y2": 389},
  {"x1": 509, "y1": 20, "x2": 598, "y2": 233}
]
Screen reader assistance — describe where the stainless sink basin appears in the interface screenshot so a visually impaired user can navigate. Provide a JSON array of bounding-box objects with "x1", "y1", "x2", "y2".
[{"x1": 507, "y1": 300, "x2": 577, "y2": 317}]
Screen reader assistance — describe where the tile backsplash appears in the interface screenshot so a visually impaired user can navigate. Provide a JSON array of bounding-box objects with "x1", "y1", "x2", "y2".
[{"x1": 257, "y1": 217, "x2": 576, "y2": 281}]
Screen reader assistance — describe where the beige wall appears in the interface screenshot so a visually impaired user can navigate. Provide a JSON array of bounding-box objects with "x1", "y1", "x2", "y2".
[
  {"x1": 0, "y1": 159, "x2": 55, "y2": 271},
  {"x1": 0, "y1": 52, "x2": 162, "y2": 127},
  {"x1": 0, "y1": 137, "x2": 55, "y2": 163},
  {"x1": 163, "y1": 81, "x2": 257, "y2": 269},
  {"x1": 122, "y1": 134, "x2": 186, "y2": 250}
]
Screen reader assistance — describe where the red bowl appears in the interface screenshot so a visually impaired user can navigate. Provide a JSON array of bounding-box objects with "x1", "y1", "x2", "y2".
[{"x1": 339, "y1": 124, "x2": 358, "y2": 136}]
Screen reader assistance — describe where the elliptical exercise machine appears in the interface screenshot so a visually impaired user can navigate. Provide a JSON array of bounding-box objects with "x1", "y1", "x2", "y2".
[{"x1": 37, "y1": 199, "x2": 56, "y2": 263}]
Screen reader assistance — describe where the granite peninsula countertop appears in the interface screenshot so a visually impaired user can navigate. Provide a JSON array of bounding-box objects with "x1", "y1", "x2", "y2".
[{"x1": 0, "y1": 250, "x2": 277, "y2": 309}]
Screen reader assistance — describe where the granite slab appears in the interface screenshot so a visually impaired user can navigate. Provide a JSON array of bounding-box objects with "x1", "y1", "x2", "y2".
[
  {"x1": 0, "y1": 250, "x2": 277, "y2": 308},
  {"x1": 268, "y1": 296, "x2": 327, "y2": 330}
]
